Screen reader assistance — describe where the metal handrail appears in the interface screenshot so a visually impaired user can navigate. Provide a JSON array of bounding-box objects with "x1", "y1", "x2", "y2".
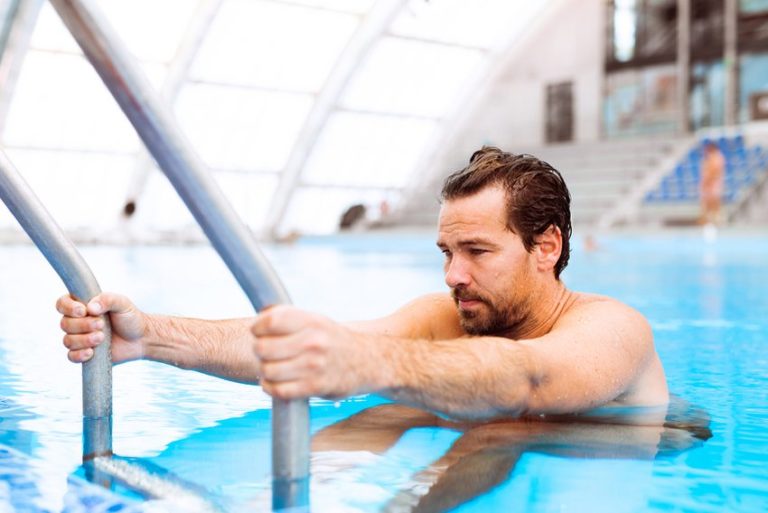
[
  {"x1": 0, "y1": 148, "x2": 112, "y2": 462},
  {"x1": 48, "y1": 0, "x2": 309, "y2": 510},
  {"x1": 0, "y1": 149, "x2": 227, "y2": 510}
]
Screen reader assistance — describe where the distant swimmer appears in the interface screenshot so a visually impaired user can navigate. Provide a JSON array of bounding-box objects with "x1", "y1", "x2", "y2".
[
  {"x1": 57, "y1": 147, "x2": 669, "y2": 421},
  {"x1": 699, "y1": 141, "x2": 725, "y2": 227}
]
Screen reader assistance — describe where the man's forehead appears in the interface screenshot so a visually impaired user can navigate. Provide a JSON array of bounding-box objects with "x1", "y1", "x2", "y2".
[{"x1": 439, "y1": 190, "x2": 508, "y2": 229}]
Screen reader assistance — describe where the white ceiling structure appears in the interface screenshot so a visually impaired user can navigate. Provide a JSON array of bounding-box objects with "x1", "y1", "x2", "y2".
[{"x1": 0, "y1": 0, "x2": 553, "y2": 240}]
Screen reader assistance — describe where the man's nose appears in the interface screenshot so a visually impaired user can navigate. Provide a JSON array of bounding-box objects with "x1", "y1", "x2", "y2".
[{"x1": 444, "y1": 256, "x2": 471, "y2": 288}]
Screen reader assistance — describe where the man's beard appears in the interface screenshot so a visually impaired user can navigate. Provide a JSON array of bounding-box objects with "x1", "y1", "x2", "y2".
[{"x1": 451, "y1": 286, "x2": 525, "y2": 337}]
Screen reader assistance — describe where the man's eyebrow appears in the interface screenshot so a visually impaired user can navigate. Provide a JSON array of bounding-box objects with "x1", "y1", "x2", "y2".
[{"x1": 436, "y1": 238, "x2": 497, "y2": 249}]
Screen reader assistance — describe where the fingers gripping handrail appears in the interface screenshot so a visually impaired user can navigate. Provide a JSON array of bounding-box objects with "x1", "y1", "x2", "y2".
[
  {"x1": 0, "y1": 149, "x2": 112, "y2": 462},
  {"x1": 48, "y1": 0, "x2": 309, "y2": 510}
]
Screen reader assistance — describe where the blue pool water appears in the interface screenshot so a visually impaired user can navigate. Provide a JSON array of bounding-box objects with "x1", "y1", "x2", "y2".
[{"x1": 0, "y1": 231, "x2": 766, "y2": 512}]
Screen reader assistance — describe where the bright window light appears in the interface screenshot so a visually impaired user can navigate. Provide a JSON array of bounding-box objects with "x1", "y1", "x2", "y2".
[
  {"x1": 189, "y1": 0, "x2": 359, "y2": 91},
  {"x1": 132, "y1": 170, "x2": 197, "y2": 231},
  {"x1": 29, "y1": 2, "x2": 80, "y2": 53},
  {"x1": 175, "y1": 83, "x2": 313, "y2": 172},
  {"x1": 131, "y1": 169, "x2": 279, "y2": 232},
  {"x1": 97, "y1": 0, "x2": 201, "y2": 63},
  {"x1": 4, "y1": 51, "x2": 140, "y2": 151},
  {"x1": 287, "y1": 0, "x2": 375, "y2": 14},
  {"x1": 2, "y1": 149, "x2": 134, "y2": 230},
  {"x1": 301, "y1": 111, "x2": 438, "y2": 188},
  {"x1": 213, "y1": 172, "x2": 279, "y2": 229},
  {"x1": 391, "y1": 0, "x2": 545, "y2": 49},
  {"x1": 30, "y1": 0, "x2": 197, "y2": 64},
  {"x1": 339, "y1": 37, "x2": 484, "y2": 118}
]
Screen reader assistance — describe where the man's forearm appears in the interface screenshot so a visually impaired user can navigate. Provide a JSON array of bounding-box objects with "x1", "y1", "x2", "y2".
[
  {"x1": 143, "y1": 315, "x2": 260, "y2": 384},
  {"x1": 377, "y1": 337, "x2": 534, "y2": 420}
]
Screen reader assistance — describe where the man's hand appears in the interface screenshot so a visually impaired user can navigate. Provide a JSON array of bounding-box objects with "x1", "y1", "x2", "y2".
[
  {"x1": 252, "y1": 305, "x2": 386, "y2": 400},
  {"x1": 56, "y1": 292, "x2": 148, "y2": 364}
]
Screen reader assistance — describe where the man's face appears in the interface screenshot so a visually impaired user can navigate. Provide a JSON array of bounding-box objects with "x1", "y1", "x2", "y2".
[{"x1": 437, "y1": 186, "x2": 537, "y2": 337}]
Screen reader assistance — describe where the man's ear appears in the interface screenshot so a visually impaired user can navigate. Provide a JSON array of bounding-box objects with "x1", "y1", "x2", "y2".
[{"x1": 534, "y1": 225, "x2": 562, "y2": 273}]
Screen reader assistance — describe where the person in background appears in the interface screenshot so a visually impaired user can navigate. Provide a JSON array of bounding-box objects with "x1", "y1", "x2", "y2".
[
  {"x1": 56, "y1": 147, "x2": 669, "y2": 422},
  {"x1": 699, "y1": 141, "x2": 725, "y2": 227}
]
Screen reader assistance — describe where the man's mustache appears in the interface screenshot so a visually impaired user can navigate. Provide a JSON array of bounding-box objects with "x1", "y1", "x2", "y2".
[{"x1": 451, "y1": 288, "x2": 487, "y2": 303}]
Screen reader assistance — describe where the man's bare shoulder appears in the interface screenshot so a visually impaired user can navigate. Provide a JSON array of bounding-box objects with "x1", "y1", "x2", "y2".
[
  {"x1": 555, "y1": 291, "x2": 652, "y2": 341},
  {"x1": 347, "y1": 292, "x2": 463, "y2": 340}
]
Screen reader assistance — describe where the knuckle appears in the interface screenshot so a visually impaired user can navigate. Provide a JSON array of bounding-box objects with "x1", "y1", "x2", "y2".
[
  {"x1": 305, "y1": 355, "x2": 323, "y2": 372},
  {"x1": 305, "y1": 332, "x2": 326, "y2": 352},
  {"x1": 256, "y1": 312, "x2": 274, "y2": 334},
  {"x1": 261, "y1": 362, "x2": 273, "y2": 380},
  {"x1": 274, "y1": 382, "x2": 300, "y2": 400},
  {"x1": 254, "y1": 338, "x2": 269, "y2": 358}
]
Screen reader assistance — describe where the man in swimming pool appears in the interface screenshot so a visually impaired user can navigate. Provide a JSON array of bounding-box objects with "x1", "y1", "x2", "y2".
[{"x1": 56, "y1": 146, "x2": 669, "y2": 420}]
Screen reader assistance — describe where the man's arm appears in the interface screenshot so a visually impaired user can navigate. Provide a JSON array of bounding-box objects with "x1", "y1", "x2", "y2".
[
  {"x1": 56, "y1": 291, "x2": 456, "y2": 384},
  {"x1": 253, "y1": 298, "x2": 668, "y2": 420},
  {"x1": 57, "y1": 293, "x2": 261, "y2": 383}
]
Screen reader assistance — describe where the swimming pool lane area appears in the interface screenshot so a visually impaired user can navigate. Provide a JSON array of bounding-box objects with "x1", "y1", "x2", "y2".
[{"x1": 0, "y1": 231, "x2": 765, "y2": 512}]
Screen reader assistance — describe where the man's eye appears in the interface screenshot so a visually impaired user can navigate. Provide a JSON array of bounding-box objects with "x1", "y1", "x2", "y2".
[{"x1": 469, "y1": 248, "x2": 487, "y2": 255}]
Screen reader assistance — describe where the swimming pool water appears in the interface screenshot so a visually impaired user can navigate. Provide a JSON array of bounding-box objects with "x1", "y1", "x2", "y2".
[{"x1": 0, "y1": 231, "x2": 766, "y2": 512}]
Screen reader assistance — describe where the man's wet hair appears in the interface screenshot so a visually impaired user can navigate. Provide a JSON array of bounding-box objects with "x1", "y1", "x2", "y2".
[{"x1": 440, "y1": 146, "x2": 572, "y2": 279}]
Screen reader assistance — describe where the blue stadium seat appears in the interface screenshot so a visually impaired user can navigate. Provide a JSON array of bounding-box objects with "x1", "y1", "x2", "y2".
[{"x1": 644, "y1": 135, "x2": 768, "y2": 206}]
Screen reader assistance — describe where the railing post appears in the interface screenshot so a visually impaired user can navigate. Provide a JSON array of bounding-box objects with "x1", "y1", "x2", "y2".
[
  {"x1": 47, "y1": 0, "x2": 309, "y2": 509},
  {"x1": 0, "y1": 149, "x2": 113, "y2": 469}
]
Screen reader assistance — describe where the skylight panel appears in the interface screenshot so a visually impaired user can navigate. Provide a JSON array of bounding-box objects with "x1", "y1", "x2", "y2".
[
  {"x1": 2, "y1": 148, "x2": 135, "y2": 231},
  {"x1": 339, "y1": 37, "x2": 484, "y2": 118},
  {"x1": 175, "y1": 83, "x2": 313, "y2": 172},
  {"x1": 285, "y1": 0, "x2": 375, "y2": 15},
  {"x1": 97, "y1": 0, "x2": 200, "y2": 63},
  {"x1": 4, "y1": 51, "x2": 140, "y2": 151},
  {"x1": 301, "y1": 111, "x2": 438, "y2": 188},
  {"x1": 190, "y1": 0, "x2": 359, "y2": 91},
  {"x1": 391, "y1": 0, "x2": 542, "y2": 49}
]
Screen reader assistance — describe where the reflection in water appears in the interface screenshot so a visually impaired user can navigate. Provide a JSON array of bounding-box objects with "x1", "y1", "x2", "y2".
[{"x1": 310, "y1": 397, "x2": 711, "y2": 513}]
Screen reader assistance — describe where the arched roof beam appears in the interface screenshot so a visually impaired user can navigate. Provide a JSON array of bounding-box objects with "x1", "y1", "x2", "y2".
[
  {"x1": 0, "y1": 0, "x2": 45, "y2": 138},
  {"x1": 121, "y1": 0, "x2": 224, "y2": 220},
  {"x1": 262, "y1": 0, "x2": 409, "y2": 239}
]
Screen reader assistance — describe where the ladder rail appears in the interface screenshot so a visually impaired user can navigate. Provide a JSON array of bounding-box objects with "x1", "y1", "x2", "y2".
[
  {"x1": 0, "y1": 148, "x2": 112, "y2": 461},
  {"x1": 48, "y1": 0, "x2": 309, "y2": 509}
]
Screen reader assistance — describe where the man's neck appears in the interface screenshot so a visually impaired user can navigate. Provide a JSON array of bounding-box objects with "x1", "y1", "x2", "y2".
[{"x1": 506, "y1": 280, "x2": 574, "y2": 340}]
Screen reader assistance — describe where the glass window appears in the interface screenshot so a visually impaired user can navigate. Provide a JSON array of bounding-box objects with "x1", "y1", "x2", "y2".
[
  {"x1": 340, "y1": 37, "x2": 483, "y2": 118},
  {"x1": 391, "y1": 0, "x2": 546, "y2": 49},
  {"x1": 301, "y1": 111, "x2": 438, "y2": 188},
  {"x1": 4, "y1": 51, "x2": 140, "y2": 151},
  {"x1": 612, "y1": 0, "x2": 638, "y2": 62},
  {"x1": 212, "y1": 172, "x2": 279, "y2": 230},
  {"x1": 741, "y1": 0, "x2": 768, "y2": 14},
  {"x1": 739, "y1": 53, "x2": 768, "y2": 122},
  {"x1": 28, "y1": 2, "x2": 80, "y2": 53},
  {"x1": 98, "y1": 0, "x2": 201, "y2": 63},
  {"x1": 127, "y1": 168, "x2": 278, "y2": 233},
  {"x1": 287, "y1": 0, "x2": 375, "y2": 14},
  {"x1": 2, "y1": 148, "x2": 135, "y2": 230},
  {"x1": 604, "y1": 65, "x2": 678, "y2": 137},
  {"x1": 189, "y1": 0, "x2": 359, "y2": 91},
  {"x1": 691, "y1": 60, "x2": 725, "y2": 130},
  {"x1": 175, "y1": 84, "x2": 313, "y2": 172}
]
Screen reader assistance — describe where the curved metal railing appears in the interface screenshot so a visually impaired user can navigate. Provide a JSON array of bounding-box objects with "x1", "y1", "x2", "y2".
[
  {"x1": 1, "y1": 0, "x2": 310, "y2": 509},
  {"x1": 0, "y1": 148, "x2": 112, "y2": 462}
]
